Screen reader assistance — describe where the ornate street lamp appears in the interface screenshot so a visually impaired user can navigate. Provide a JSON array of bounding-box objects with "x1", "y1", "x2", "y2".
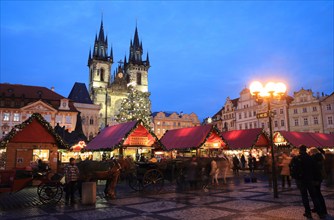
[{"x1": 250, "y1": 81, "x2": 287, "y2": 198}]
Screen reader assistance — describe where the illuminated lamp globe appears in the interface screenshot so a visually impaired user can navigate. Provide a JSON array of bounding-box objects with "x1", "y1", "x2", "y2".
[
  {"x1": 275, "y1": 82, "x2": 287, "y2": 95},
  {"x1": 265, "y1": 82, "x2": 276, "y2": 93},
  {"x1": 250, "y1": 81, "x2": 263, "y2": 95}
]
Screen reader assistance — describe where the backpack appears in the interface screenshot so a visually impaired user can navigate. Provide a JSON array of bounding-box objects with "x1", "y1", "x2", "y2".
[{"x1": 289, "y1": 156, "x2": 303, "y2": 179}]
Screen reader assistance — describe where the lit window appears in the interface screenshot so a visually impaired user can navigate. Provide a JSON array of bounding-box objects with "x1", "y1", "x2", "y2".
[
  {"x1": 3, "y1": 113, "x2": 10, "y2": 121},
  {"x1": 13, "y1": 113, "x2": 20, "y2": 122}
]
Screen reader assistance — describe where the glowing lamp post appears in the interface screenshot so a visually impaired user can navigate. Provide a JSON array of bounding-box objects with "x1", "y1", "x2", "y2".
[{"x1": 250, "y1": 81, "x2": 287, "y2": 198}]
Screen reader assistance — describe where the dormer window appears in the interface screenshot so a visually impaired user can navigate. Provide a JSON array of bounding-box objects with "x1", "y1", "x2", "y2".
[{"x1": 59, "y1": 99, "x2": 70, "y2": 110}]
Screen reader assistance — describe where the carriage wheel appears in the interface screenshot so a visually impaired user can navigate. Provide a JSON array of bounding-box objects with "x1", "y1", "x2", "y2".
[
  {"x1": 38, "y1": 182, "x2": 63, "y2": 204},
  {"x1": 143, "y1": 169, "x2": 164, "y2": 193},
  {"x1": 128, "y1": 173, "x2": 144, "y2": 191}
]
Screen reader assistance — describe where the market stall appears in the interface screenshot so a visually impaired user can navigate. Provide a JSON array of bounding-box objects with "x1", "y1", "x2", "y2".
[
  {"x1": 159, "y1": 124, "x2": 227, "y2": 158},
  {"x1": 86, "y1": 120, "x2": 161, "y2": 161},
  {"x1": 0, "y1": 113, "x2": 68, "y2": 171}
]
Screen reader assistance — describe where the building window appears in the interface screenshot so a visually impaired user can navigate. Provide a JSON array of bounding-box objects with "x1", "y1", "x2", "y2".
[
  {"x1": 261, "y1": 122, "x2": 265, "y2": 129},
  {"x1": 273, "y1": 110, "x2": 277, "y2": 115},
  {"x1": 43, "y1": 114, "x2": 51, "y2": 123},
  {"x1": 293, "y1": 109, "x2": 298, "y2": 114},
  {"x1": 239, "y1": 113, "x2": 242, "y2": 119},
  {"x1": 313, "y1": 117, "x2": 318, "y2": 125},
  {"x1": 248, "y1": 111, "x2": 251, "y2": 117},
  {"x1": 90, "y1": 117, "x2": 94, "y2": 125},
  {"x1": 137, "y1": 72, "x2": 142, "y2": 85},
  {"x1": 313, "y1": 106, "x2": 317, "y2": 112},
  {"x1": 326, "y1": 104, "x2": 332, "y2": 110},
  {"x1": 302, "y1": 107, "x2": 307, "y2": 113},
  {"x1": 253, "y1": 111, "x2": 256, "y2": 116},
  {"x1": 281, "y1": 120, "x2": 285, "y2": 127},
  {"x1": 3, "y1": 113, "x2": 10, "y2": 121},
  {"x1": 239, "y1": 124, "x2": 242, "y2": 130},
  {"x1": 13, "y1": 113, "x2": 20, "y2": 122},
  {"x1": 280, "y1": 109, "x2": 283, "y2": 114},
  {"x1": 303, "y1": 118, "x2": 308, "y2": 126},
  {"x1": 249, "y1": 123, "x2": 252, "y2": 129},
  {"x1": 274, "y1": 121, "x2": 278, "y2": 127},
  {"x1": 254, "y1": 122, "x2": 257, "y2": 128},
  {"x1": 100, "y1": 68, "x2": 105, "y2": 81},
  {"x1": 178, "y1": 122, "x2": 180, "y2": 126},
  {"x1": 328, "y1": 116, "x2": 333, "y2": 125},
  {"x1": 157, "y1": 128, "x2": 160, "y2": 134},
  {"x1": 244, "y1": 112, "x2": 247, "y2": 118},
  {"x1": 294, "y1": 119, "x2": 299, "y2": 126},
  {"x1": 65, "y1": 116, "x2": 71, "y2": 124},
  {"x1": 245, "y1": 123, "x2": 248, "y2": 129}
]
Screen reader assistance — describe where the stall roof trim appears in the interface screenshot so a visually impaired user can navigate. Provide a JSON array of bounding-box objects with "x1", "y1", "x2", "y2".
[
  {"x1": 221, "y1": 128, "x2": 269, "y2": 150},
  {"x1": 160, "y1": 124, "x2": 226, "y2": 151},
  {"x1": 276, "y1": 131, "x2": 334, "y2": 148}
]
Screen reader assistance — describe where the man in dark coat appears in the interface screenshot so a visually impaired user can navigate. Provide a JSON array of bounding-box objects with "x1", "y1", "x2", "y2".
[{"x1": 290, "y1": 145, "x2": 324, "y2": 219}]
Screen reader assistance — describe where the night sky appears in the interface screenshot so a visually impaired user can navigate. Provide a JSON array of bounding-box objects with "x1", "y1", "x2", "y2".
[{"x1": 1, "y1": 1, "x2": 333, "y2": 121}]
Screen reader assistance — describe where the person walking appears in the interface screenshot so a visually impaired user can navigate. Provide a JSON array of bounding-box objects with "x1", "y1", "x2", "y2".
[
  {"x1": 279, "y1": 153, "x2": 291, "y2": 188},
  {"x1": 240, "y1": 154, "x2": 246, "y2": 170},
  {"x1": 232, "y1": 155, "x2": 240, "y2": 176},
  {"x1": 290, "y1": 145, "x2": 324, "y2": 219},
  {"x1": 309, "y1": 147, "x2": 328, "y2": 217},
  {"x1": 210, "y1": 157, "x2": 219, "y2": 185},
  {"x1": 64, "y1": 157, "x2": 80, "y2": 205},
  {"x1": 248, "y1": 154, "x2": 254, "y2": 173}
]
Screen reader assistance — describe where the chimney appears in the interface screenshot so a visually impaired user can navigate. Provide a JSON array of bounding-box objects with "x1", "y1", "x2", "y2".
[{"x1": 51, "y1": 86, "x2": 55, "y2": 91}]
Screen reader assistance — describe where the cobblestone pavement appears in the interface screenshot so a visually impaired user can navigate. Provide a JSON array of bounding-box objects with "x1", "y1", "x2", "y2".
[{"x1": 0, "y1": 171, "x2": 333, "y2": 220}]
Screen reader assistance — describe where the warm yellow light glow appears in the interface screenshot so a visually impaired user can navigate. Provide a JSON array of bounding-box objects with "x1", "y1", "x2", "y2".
[
  {"x1": 275, "y1": 82, "x2": 287, "y2": 94},
  {"x1": 265, "y1": 82, "x2": 276, "y2": 93},
  {"x1": 250, "y1": 81, "x2": 263, "y2": 95}
]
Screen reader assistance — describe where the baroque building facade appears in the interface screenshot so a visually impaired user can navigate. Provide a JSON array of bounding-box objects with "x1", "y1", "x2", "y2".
[
  {"x1": 152, "y1": 112, "x2": 200, "y2": 139},
  {"x1": 88, "y1": 21, "x2": 150, "y2": 128},
  {"x1": 211, "y1": 86, "x2": 332, "y2": 134},
  {"x1": 0, "y1": 83, "x2": 78, "y2": 139}
]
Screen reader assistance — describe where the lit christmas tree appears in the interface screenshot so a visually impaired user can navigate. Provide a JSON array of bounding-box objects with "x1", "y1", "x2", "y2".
[{"x1": 115, "y1": 86, "x2": 152, "y2": 126}]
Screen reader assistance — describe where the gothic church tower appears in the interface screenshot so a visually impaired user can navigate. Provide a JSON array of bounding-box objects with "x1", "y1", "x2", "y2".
[{"x1": 88, "y1": 20, "x2": 150, "y2": 128}]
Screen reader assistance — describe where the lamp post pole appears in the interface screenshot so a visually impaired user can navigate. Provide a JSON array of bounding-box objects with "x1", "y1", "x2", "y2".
[
  {"x1": 250, "y1": 81, "x2": 286, "y2": 199},
  {"x1": 267, "y1": 95, "x2": 278, "y2": 198}
]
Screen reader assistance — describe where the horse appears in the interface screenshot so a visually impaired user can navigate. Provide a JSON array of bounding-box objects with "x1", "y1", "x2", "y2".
[{"x1": 77, "y1": 158, "x2": 122, "y2": 199}]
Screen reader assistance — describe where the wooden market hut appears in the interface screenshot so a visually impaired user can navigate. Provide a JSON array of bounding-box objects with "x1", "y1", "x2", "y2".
[
  {"x1": 274, "y1": 131, "x2": 334, "y2": 148},
  {"x1": 86, "y1": 120, "x2": 161, "y2": 160},
  {"x1": 0, "y1": 113, "x2": 68, "y2": 171},
  {"x1": 159, "y1": 124, "x2": 227, "y2": 157},
  {"x1": 221, "y1": 128, "x2": 270, "y2": 150}
]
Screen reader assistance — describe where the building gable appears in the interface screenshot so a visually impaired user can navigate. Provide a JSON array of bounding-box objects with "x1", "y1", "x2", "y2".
[{"x1": 21, "y1": 100, "x2": 57, "y2": 113}]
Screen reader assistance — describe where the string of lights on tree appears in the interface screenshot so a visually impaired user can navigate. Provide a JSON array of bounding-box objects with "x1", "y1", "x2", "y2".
[{"x1": 115, "y1": 85, "x2": 152, "y2": 126}]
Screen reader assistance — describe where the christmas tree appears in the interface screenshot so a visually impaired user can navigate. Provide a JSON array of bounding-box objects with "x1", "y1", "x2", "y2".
[{"x1": 115, "y1": 86, "x2": 152, "y2": 126}]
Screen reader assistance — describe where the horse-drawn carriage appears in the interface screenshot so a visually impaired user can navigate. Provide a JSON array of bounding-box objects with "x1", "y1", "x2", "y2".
[{"x1": 0, "y1": 169, "x2": 64, "y2": 204}]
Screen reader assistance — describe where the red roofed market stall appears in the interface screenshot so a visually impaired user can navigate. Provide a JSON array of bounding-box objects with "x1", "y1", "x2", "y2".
[
  {"x1": 274, "y1": 131, "x2": 334, "y2": 149},
  {"x1": 86, "y1": 120, "x2": 160, "y2": 161},
  {"x1": 221, "y1": 128, "x2": 270, "y2": 169},
  {"x1": 0, "y1": 113, "x2": 68, "y2": 171},
  {"x1": 159, "y1": 124, "x2": 226, "y2": 158}
]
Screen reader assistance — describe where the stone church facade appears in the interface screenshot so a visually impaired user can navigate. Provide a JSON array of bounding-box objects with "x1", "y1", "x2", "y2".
[{"x1": 88, "y1": 21, "x2": 150, "y2": 128}]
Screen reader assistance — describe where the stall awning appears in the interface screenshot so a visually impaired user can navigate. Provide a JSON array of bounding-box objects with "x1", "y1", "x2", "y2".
[
  {"x1": 221, "y1": 128, "x2": 269, "y2": 150},
  {"x1": 160, "y1": 124, "x2": 226, "y2": 151},
  {"x1": 275, "y1": 131, "x2": 334, "y2": 148},
  {"x1": 86, "y1": 120, "x2": 159, "y2": 151}
]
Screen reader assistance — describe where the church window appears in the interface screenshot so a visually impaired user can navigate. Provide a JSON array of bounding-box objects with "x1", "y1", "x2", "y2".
[
  {"x1": 137, "y1": 72, "x2": 142, "y2": 85},
  {"x1": 81, "y1": 116, "x2": 86, "y2": 125},
  {"x1": 100, "y1": 68, "x2": 105, "y2": 81},
  {"x1": 90, "y1": 117, "x2": 94, "y2": 125}
]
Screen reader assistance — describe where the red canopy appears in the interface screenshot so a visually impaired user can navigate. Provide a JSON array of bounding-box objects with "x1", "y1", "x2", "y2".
[
  {"x1": 276, "y1": 131, "x2": 334, "y2": 148},
  {"x1": 221, "y1": 128, "x2": 269, "y2": 149},
  {"x1": 160, "y1": 124, "x2": 226, "y2": 151},
  {"x1": 86, "y1": 120, "x2": 159, "y2": 151}
]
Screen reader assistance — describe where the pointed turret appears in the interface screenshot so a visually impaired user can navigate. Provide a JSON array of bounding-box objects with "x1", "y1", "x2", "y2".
[
  {"x1": 146, "y1": 52, "x2": 150, "y2": 66},
  {"x1": 133, "y1": 26, "x2": 140, "y2": 49},
  {"x1": 98, "y1": 20, "x2": 105, "y2": 42},
  {"x1": 129, "y1": 25, "x2": 144, "y2": 64},
  {"x1": 110, "y1": 46, "x2": 113, "y2": 60}
]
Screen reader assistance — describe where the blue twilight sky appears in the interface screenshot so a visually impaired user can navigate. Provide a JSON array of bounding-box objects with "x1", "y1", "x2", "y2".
[{"x1": 1, "y1": 1, "x2": 333, "y2": 121}]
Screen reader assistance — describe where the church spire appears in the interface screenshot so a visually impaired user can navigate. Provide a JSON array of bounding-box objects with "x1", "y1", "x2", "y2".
[{"x1": 129, "y1": 24, "x2": 143, "y2": 64}]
